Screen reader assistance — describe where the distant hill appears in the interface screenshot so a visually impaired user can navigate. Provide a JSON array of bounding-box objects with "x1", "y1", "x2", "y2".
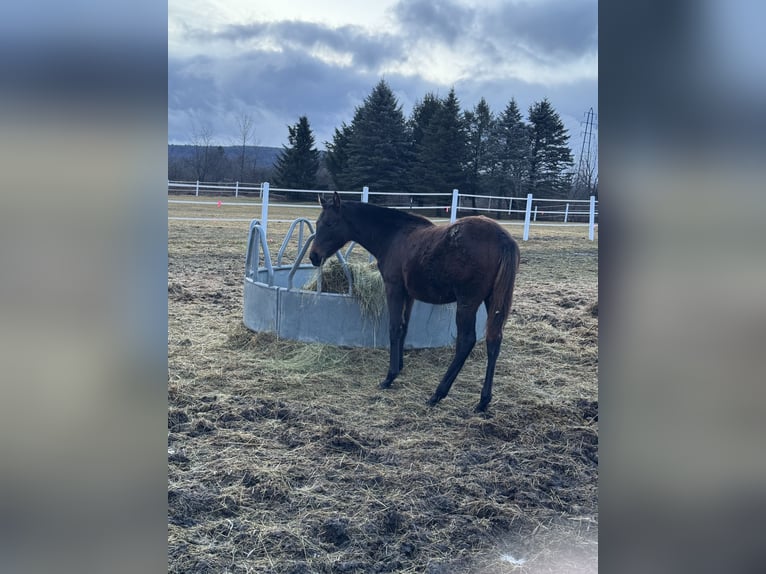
[{"x1": 168, "y1": 144, "x2": 283, "y2": 168}]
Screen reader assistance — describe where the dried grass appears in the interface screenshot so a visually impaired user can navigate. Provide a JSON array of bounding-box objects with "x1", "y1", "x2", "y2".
[
  {"x1": 168, "y1": 210, "x2": 598, "y2": 573},
  {"x1": 303, "y1": 258, "x2": 387, "y2": 321}
]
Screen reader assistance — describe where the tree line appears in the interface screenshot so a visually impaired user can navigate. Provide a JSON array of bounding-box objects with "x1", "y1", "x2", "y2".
[
  {"x1": 168, "y1": 113, "x2": 280, "y2": 184},
  {"x1": 171, "y1": 80, "x2": 597, "y2": 207},
  {"x1": 276, "y1": 80, "x2": 593, "y2": 207}
]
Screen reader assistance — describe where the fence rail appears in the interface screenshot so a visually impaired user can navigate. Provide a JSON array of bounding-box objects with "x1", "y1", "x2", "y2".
[{"x1": 168, "y1": 181, "x2": 598, "y2": 241}]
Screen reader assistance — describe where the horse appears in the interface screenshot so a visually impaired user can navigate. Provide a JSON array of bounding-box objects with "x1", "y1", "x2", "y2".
[{"x1": 309, "y1": 192, "x2": 520, "y2": 412}]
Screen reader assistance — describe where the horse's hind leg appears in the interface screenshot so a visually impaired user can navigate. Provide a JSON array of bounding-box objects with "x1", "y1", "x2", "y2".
[
  {"x1": 428, "y1": 302, "x2": 478, "y2": 406},
  {"x1": 476, "y1": 331, "x2": 503, "y2": 412},
  {"x1": 476, "y1": 334, "x2": 501, "y2": 412},
  {"x1": 477, "y1": 299, "x2": 504, "y2": 412}
]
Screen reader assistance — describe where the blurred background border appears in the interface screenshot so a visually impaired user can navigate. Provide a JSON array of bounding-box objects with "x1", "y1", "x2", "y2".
[{"x1": 0, "y1": 1, "x2": 764, "y2": 572}]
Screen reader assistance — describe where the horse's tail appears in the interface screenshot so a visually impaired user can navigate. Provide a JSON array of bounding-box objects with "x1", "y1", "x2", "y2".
[{"x1": 486, "y1": 236, "x2": 520, "y2": 340}]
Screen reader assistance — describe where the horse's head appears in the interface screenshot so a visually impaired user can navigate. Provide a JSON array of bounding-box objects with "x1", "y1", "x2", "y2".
[{"x1": 309, "y1": 191, "x2": 352, "y2": 267}]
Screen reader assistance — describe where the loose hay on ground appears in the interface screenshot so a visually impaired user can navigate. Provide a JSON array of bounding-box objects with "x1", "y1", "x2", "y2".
[{"x1": 168, "y1": 212, "x2": 598, "y2": 573}]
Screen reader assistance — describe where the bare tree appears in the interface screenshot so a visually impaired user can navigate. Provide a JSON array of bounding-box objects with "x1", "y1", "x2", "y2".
[
  {"x1": 570, "y1": 137, "x2": 598, "y2": 200},
  {"x1": 188, "y1": 120, "x2": 215, "y2": 182},
  {"x1": 235, "y1": 111, "x2": 256, "y2": 183}
]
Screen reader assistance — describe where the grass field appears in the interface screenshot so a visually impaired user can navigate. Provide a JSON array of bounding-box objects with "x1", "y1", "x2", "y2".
[{"x1": 168, "y1": 197, "x2": 598, "y2": 573}]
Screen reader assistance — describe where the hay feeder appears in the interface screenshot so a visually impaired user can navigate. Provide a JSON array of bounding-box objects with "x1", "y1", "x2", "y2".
[{"x1": 243, "y1": 218, "x2": 487, "y2": 348}]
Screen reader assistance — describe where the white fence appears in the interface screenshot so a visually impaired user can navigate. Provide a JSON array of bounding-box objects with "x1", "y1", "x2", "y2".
[{"x1": 168, "y1": 180, "x2": 598, "y2": 241}]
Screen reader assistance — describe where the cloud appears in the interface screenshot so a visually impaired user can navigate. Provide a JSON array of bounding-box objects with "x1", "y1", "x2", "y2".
[
  {"x1": 392, "y1": 0, "x2": 596, "y2": 59},
  {"x1": 184, "y1": 19, "x2": 403, "y2": 72},
  {"x1": 488, "y1": 0, "x2": 597, "y2": 57},
  {"x1": 168, "y1": 0, "x2": 597, "y2": 146},
  {"x1": 169, "y1": 46, "x2": 387, "y2": 146},
  {"x1": 392, "y1": 0, "x2": 476, "y2": 46}
]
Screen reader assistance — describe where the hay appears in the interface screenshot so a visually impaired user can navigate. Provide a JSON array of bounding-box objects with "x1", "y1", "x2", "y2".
[
  {"x1": 168, "y1": 216, "x2": 599, "y2": 573},
  {"x1": 303, "y1": 258, "x2": 386, "y2": 321}
]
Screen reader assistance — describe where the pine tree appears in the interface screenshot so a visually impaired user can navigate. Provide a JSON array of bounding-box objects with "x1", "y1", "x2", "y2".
[
  {"x1": 406, "y1": 93, "x2": 442, "y2": 204},
  {"x1": 463, "y1": 97, "x2": 495, "y2": 206},
  {"x1": 527, "y1": 99, "x2": 573, "y2": 199},
  {"x1": 409, "y1": 93, "x2": 442, "y2": 150},
  {"x1": 345, "y1": 80, "x2": 412, "y2": 203},
  {"x1": 274, "y1": 116, "x2": 320, "y2": 198},
  {"x1": 439, "y1": 88, "x2": 468, "y2": 191},
  {"x1": 494, "y1": 98, "x2": 531, "y2": 214},
  {"x1": 408, "y1": 88, "x2": 467, "y2": 206},
  {"x1": 325, "y1": 122, "x2": 353, "y2": 190}
]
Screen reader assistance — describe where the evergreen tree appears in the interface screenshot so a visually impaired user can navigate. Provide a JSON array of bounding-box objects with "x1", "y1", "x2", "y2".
[
  {"x1": 274, "y1": 116, "x2": 321, "y2": 197},
  {"x1": 406, "y1": 93, "x2": 442, "y2": 205},
  {"x1": 408, "y1": 88, "x2": 467, "y2": 206},
  {"x1": 408, "y1": 93, "x2": 442, "y2": 150},
  {"x1": 325, "y1": 122, "x2": 353, "y2": 190},
  {"x1": 345, "y1": 79, "x2": 412, "y2": 203},
  {"x1": 463, "y1": 97, "x2": 495, "y2": 206},
  {"x1": 494, "y1": 98, "x2": 531, "y2": 214},
  {"x1": 527, "y1": 99, "x2": 573, "y2": 199},
  {"x1": 439, "y1": 88, "x2": 468, "y2": 191}
]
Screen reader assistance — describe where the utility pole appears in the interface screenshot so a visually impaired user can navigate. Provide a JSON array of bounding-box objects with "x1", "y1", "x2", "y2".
[{"x1": 574, "y1": 107, "x2": 597, "y2": 199}]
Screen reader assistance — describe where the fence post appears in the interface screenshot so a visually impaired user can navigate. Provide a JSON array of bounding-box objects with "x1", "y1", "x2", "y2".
[
  {"x1": 450, "y1": 189, "x2": 459, "y2": 223},
  {"x1": 235, "y1": 181, "x2": 239, "y2": 198},
  {"x1": 261, "y1": 182, "x2": 270, "y2": 238},
  {"x1": 195, "y1": 180, "x2": 199, "y2": 197},
  {"x1": 360, "y1": 186, "x2": 372, "y2": 261},
  {"x1": 564, "y1": 203, "x2": 569, "y2": 223},
  {"x1": 588, "y1": 195, "x2": 596, "y2": 241},
  {"x1": 523, "y1": 193, "x2": 533, "y2": 241},
  {"x1": 533, "y1": 206, "x2": 538, "y2": 222}
]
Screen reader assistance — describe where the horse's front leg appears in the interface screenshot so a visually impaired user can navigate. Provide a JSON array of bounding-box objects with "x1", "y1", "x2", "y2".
[
  {"x1": 398, "y1": 295, "x2": 414, "y2": 372},
  {"x1": 379, "y1": 289, "x2": 406, "y2": 389}
]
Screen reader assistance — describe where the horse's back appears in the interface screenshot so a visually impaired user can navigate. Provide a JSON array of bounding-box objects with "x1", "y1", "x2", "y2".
[
  {"x1": 453, "y1": 215, "x2": 515, "y2": 249},
  {"x1": 428, "y1": 215, "x2": 514, "y2": 261},
  {"x1": 396, "y1": 216, "x2": 516, "y2": 304}
]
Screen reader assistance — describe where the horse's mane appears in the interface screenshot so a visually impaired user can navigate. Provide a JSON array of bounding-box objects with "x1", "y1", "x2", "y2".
[{"x1": 342, "y1": 200, "x2": 433, "y2": 229}]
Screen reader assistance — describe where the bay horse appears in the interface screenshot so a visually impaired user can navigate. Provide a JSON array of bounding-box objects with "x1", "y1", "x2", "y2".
[{"x1": 309, "y1": 192, "x2": 519, "y2": 412}]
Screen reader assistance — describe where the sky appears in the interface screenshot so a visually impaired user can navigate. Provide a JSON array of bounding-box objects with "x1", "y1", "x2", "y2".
[{"x1": 168, "y1": 0, "x2": 598, "y2": 150}]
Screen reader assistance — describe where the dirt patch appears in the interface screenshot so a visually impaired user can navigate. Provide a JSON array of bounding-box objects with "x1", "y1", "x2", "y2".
[{"x1": 168, "y1": 215, "x2": 598, "y2": 573}]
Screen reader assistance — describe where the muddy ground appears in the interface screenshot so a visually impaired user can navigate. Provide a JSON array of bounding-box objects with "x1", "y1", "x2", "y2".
[{"x1": 168, "y1": 204, "x2": 598, "y2": 573}]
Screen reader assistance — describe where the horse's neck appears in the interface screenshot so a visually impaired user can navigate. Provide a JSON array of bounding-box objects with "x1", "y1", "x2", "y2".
[
  {"x1": 344, "y1": 203, "x2": 388, "y2": 258},
  {"x1": 344, "y1": 202, "x2": 415, "y2": 259}
]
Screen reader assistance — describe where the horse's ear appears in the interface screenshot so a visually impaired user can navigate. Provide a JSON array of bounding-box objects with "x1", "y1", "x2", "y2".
[
  {"x1": 332, "y1": 191, "x2": 341, "y2": 209},
  {"x1": 318, "y1": 194, "x2": 326, "y2": 208}
]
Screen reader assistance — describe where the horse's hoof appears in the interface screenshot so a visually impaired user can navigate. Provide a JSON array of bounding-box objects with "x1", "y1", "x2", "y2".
[
  {"x1": 427, "y1": 395, "x2": 440, "y2": 407},
  {"x1": 474, "y1": 403, "x2": 489, "y2": 413},
  {"x1": 379, "y1": 380, "x2": 392, "y2": 389}
]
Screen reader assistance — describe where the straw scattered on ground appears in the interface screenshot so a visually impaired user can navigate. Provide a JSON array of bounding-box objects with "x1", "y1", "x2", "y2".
[{"x1": 168, "y1": 202, "x2": 598, "y2": 573}]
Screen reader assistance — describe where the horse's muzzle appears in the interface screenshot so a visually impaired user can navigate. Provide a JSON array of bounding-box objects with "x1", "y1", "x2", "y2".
[{"x1": 309, "y1": 251, "x2": 323, "y2": 267}]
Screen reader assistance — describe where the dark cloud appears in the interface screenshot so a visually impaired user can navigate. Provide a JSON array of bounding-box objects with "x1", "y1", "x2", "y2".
[
  {"x1": 485, "y1": 0, "x2": 597, "y2": 58},
  {"x1": 169, "y1": 45, "x2": 387, "y2": 146},
  {"x1": 392, "y1": 0, "x2": 596, "y2": 60},
  {"x1": 189, "y1": 20, "x2": 403, "y2": 73},
  {"x1": 392, "y1": 0, "x2": 476, "y2": 46},
  {"x1": 168, "y1": 0, "x2": 597, "y2": 147}
]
